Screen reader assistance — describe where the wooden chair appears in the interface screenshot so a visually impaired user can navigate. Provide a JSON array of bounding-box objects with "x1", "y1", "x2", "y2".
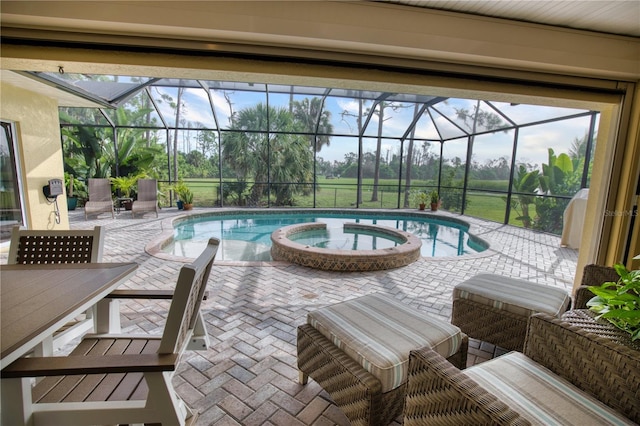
[
  {"x1": 2, "y1": 238, "x2": 220, "y2": 426},
  {"x1": 84, "y1": 178, "x2": 114, "y2": 219},
  {"x1": 131, "y1": 178, "x2": 159, "y2": 218},
  {"x1": 8, "y1": 226, "x2": 105, "y2": 354}
]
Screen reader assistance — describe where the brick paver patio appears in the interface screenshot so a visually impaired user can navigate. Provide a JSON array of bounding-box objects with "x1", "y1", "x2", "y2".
[{"x1": 4, "y1": 207, "x2": 579, "y2": 425}]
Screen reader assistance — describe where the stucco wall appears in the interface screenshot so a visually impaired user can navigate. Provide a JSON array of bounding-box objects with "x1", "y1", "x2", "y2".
[{"x1": 0, "y1": 81, "x2": 69, "y2": 230}]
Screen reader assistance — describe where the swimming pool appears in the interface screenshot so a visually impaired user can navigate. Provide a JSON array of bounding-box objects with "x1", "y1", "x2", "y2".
[{"x1": 158, "y1": 210, "x2": 489, "y2": 262}]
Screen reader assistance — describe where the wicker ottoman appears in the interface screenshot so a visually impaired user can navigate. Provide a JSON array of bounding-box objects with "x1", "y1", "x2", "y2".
[
  {"x1": 297, "y1": 293, "x2": 467, "y2": 426},
  {"x1": 452, "y1": 274, "x2": 571, "y2": 351}
]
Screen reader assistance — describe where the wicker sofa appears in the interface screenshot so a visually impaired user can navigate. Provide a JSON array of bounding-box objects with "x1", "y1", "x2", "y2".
[{"x1": 404, "y1": 311, "x2": 640, "y2": 425}]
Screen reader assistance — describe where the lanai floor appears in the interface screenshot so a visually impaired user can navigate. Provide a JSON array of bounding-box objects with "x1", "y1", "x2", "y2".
[{"x1": 5, "y1": 207, "x2": 579, "y2": 425}]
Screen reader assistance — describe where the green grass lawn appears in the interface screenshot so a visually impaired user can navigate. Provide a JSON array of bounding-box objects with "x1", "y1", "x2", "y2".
[
  {"x1": 465, "y1": 192, "x2": 509, "y2": 223},
  {"x1": 174, "y1": 178, "x2": 529, "y2": 230}
]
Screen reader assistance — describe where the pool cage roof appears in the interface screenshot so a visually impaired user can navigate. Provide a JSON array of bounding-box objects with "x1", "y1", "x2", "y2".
[{"x1": 22, "y1": 70, "x2": 594, "y2": 143}]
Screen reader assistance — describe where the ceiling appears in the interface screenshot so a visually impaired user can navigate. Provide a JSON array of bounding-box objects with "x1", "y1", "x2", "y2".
[
  {"x1": 381, "y1": 0, "x2": 640, "y2": 37},
  {"x1": 3, "y1": 1, "x2": 638, "y2": 108}
]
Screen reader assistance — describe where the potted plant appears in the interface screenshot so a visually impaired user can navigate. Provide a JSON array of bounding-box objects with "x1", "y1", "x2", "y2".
[
  {"x1": 65, "y1": 173, "x2": 78, "y2": 210},
  {"x1": 172, "y1": 180, "x2": 189, "y2": 210},
  {"x1": 179, "y1": 187, "x2": 194, "y2": 211},
  {"x1": 412, "y1": 191, "x2": 429, "y2": 211},
  {"x1": 430, "y1": 190, "x2": 440, "y2": 211},
  {"x1": 110, "y1": 174, "x2": 139, "y2": 210},
  {"x1": 65, "y1": 173, "x2": 86, "y2": 210},
  {"x1": 587, "y1": 255, "x2": 640, "y2": 341}
]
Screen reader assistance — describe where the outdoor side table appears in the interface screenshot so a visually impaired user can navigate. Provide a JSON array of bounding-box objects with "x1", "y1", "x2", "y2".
[{"x1": 115, "y1": 197, "x2": 133, "y2": 214}]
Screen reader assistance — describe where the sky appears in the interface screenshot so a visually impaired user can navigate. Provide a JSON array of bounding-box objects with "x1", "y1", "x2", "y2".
[{"x1": 147, "y1": 84, "x2": 597, "y2": 171}]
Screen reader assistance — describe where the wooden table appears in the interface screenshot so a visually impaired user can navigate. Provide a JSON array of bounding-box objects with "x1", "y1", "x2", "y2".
[{"x1": 1, "y1": 262, "x2": 138, "y2": 369}]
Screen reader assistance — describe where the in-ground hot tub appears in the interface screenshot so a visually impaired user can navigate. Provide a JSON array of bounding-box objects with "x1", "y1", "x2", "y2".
[{"x1": 270, "y1": 222, "x2": 422, "y2": 271}]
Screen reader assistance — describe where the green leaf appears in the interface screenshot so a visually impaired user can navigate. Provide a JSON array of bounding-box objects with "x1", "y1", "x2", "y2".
[
  {"x1": 552, "y1": 165, "x2": 565, "y2": 188},
  {"x1": 588, "y1": 285, "x2": 621, "y2": 300},
  {"x1": 586, "y1": 295, "x2": 607, "y2": 308},
  {"x1": 588, "y1": 262, "x2": 640, "y2": 341},
  {"x1": 614, "y1": 263, "x2": 629, "y2": 278},
  {"x1": 520, "y1": 171, "x2": 539, "y2": 193},
  {"x1": 547, "y1": 148, "x2": 556, "y2": 166},
  {"x1": 539, "y1": 175, "x2": 550, "y2": 193},
  {"x1": 601, "y1": 309, "x2": 640, "y2": 321},
  {"x1": 555, "y1": 153, "x2": 574, "y2": 174}
]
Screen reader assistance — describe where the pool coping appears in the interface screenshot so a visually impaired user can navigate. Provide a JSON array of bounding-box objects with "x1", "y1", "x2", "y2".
[
  {"x1": 145, "y1": 208, "x2": 499, "y2": 265},
  {"x1": 271, "y1": 222, "x2": 422, "y2": 271}
]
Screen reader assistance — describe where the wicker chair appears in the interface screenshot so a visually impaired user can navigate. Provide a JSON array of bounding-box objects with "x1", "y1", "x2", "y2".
[
  {"x1": 84, "y1": 178, "x2": 114, "y2": 219},
  {"x1": 573, "y1": 263, "x2": 620, "y2": 309},
  {"x1": 404, "y1": 312, "x2": 639, "y2": 425},
  {"x1": 131, "y1": 178, "x2": 159, "y2": 218}
]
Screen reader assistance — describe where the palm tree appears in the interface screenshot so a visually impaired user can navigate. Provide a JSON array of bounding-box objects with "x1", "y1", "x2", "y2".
[
  {"x1": 371, "y1": 102, "x2": 385, "y2": 202},
  {"x1": 340, "y1": 98, "x2": 367, "y2": 205},
  {"x1": 291, "y1": 97, "x2": 333, "y2": 152},
  {"x1": 403, "y1": 103, "x2": 422, "y2": 207},
  {"x1": 369, "y1": 101, "x2": 409, "y2": 202},
  {"x1": 223, "y1": 103, "x2": 313, "y2": 205},
  {"x1": 569, "y1": 132, "x2": 590, "y2": 160},
  {"x1": 507, "y1": 165, "x2": 540, "y2": 228}
]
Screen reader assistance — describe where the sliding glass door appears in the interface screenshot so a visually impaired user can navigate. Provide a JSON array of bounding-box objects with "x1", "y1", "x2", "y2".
[{"x1": 1, "y1": 121, "x2": 25, "y2": 241}]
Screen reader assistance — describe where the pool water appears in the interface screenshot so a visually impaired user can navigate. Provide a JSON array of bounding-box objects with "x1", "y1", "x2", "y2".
[
  {"x1": 289, "y1": 226, "x2": 405, "y2": 250},
  {"x1": 165, "y1": 212, "x2": 487, "y2": 261}
]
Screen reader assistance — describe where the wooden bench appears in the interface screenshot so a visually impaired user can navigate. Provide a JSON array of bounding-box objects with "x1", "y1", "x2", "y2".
[{"x1": 2, "y1": 238, "x2": 220, "y2": 426}]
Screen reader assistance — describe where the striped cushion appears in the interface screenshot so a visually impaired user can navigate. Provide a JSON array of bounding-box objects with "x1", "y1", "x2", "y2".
[
  {"x1": 307, "y1": 293, "x2": 463, "y2": 393},
  {"x1": 465, "y1": 352, "x2": 635, "y2": 425},
  {"x1": 453, "y1": 274, "x2": 570, "y2": 318}
]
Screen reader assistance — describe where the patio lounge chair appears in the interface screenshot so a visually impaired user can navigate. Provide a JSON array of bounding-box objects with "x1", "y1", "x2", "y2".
[
  {"x1": 7, "y1": 225, "x2": 105, "y2": 355},
  {"x1": 2, "y1": 238, "x2": 220, "y2": 426},
  {"x1": 83, "y1": 178, "x2": 114, "y2": 219},
  {"x1": 131, "y1": 178, "x2": 159, "y2": 218}
]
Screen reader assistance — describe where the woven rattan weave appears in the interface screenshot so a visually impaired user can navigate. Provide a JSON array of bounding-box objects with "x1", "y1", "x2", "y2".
[
  {"x1": 451, "y1": 298, "x2": 528, "y2": 351},
  {"x1": 298, "y1": 324, "x2": 468, "y2": 426},
  {"x1": 573, "y1": 264, "x2": 620, "y2": 309},
  {"x1": 527, "y1": 311, "x2": 639, "y2": 423},
  {"x1": 404, "y1": 312, "x2": 639, "y2": 425},
  {"x1": 452, "y1": 265, "x2": 620, "y2": 352},
  {"x1": 404, "y1": 347, "x2": 529, "y2": 426}
]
